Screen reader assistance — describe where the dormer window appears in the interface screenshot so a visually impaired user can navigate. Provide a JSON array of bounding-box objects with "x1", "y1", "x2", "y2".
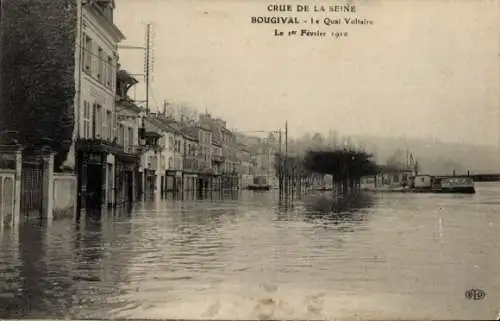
[{"x1": 96, "y1": 0, "x2": 114, "y2": 21}]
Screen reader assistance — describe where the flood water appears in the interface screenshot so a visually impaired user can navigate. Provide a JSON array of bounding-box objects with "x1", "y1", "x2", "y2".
[{"x1": 1, "y1": 183, "x2": 500, "y2": 320}]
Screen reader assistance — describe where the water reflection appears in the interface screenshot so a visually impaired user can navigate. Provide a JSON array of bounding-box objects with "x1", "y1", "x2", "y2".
[
  {"x1": 74, "y1": 214, "x2": 102, "y2": 281},
  {"x1": 0, "y1": 206, "x2": 137, "y2": 319},
  {"x1": 302, "y1": 192, "x2": 374, "y2": 227},
  {"x1": 0, "y1": 218, "x2": 76, "y2": 318},
  {"x1": 163, "y1": 189, "x2": 240, "y2": 203},
  {"x1": 16, "y1": 220, "x2": 47, "y2": 317}
]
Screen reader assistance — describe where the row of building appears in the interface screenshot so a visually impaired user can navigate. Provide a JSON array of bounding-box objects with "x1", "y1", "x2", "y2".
[
  {"x1": 0, "y1": 0, "x2": 280, "y2": 217},
  {"x1": 60, "y1": 0, "x2": 279, "y2": 210},
  {"x1": 90, "y1": 70, "x2": 279, "y2": 209}
]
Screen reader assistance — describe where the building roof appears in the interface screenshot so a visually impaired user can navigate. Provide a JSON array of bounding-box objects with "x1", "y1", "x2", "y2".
[
  {"x1": 145, "y1": 114, "x2": 184, "y2": 135},
  {"x1": 97, "y1": 0, "x2": 115, "y2": 9},
  {"x1": 180, "y1": 126, "x2": 199, "y2": 142},
  {"x1": 150, "y1": 115, "x2": 183, "y2": 135},
  {"x1": 86, "y1": 1, "x2": 125, "y2": 42},
  {"x1": 222, "y1": 127, "x2": 234, "y2": 136},
  {"x1": 116, "y1": 99, "x2": 142, "y2": 114},
  {"x1": 197, "y1": 123, "x2": 212, "y2": 132},
  {"x1": 150, "y1": 116, "x2": 184, "y2": 134},
  {"x1": 143, "y1": 116, "x2": 163, "y2": 133}
]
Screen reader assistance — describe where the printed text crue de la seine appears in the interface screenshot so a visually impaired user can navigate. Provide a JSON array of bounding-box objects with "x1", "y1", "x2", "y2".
[{"x1": 250, "y1": 3, "x2": 375, "y2": 39}]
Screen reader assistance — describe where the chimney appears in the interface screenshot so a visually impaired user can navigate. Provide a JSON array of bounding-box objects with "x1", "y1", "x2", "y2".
[{"x1": 163, "y1": 100, "x2": 167, "y2": 115}]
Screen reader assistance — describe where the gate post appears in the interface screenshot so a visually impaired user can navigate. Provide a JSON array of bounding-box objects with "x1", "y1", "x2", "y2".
[
  {"x1": 0, "y1": 144, "x2": 23, "y2": 228},
  {"x1": 42, "y1": 153, "x2": 55, "y2": 221}
]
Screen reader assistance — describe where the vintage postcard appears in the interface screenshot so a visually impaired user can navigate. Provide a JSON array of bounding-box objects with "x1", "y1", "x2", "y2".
[{"x1": 0, "y1": 0, "x2": 499, "y2": 320}]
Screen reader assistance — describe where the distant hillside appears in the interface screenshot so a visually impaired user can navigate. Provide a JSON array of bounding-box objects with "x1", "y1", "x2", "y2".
[{"x1": 351, "y1": 135, "x2": 500, "y2": 175}]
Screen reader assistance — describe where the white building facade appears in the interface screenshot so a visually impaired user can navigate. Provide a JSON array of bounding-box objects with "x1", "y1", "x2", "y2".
[{"x1": 72, "y1": 0, "x2": 125, "y2": 210}]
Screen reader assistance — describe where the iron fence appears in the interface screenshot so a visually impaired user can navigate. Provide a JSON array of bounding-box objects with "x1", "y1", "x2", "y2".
[{"x1": 20, "y1": 156, "x2": 45, "y2": 218}]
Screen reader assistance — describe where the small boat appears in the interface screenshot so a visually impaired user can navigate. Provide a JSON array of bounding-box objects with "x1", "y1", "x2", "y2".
[{"x1": 364, "y1": 174, "x2": 476, "y2": 194}]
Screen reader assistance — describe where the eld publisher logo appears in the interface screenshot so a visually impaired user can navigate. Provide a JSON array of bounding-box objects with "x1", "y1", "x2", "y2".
[{"x1": 465, "y1": 288, "x2": 487, "y2": 300}]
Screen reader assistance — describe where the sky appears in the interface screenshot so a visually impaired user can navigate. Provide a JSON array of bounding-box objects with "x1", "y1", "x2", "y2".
[{"x1": 114, "y1": 0, "x2": 500, "y2": 147}]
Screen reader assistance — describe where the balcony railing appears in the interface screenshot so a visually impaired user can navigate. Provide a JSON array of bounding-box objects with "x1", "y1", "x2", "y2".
[
  {"x1": 183, "y1": 157, "x2": 199, "y2": 172},
  {"x1": 76, "y1": 138, "x2": 124, "y2": 154}
]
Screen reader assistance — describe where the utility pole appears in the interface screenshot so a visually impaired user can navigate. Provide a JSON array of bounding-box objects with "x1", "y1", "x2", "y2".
[
  {"x1": 284, "y1": 120, "x2": 288, "y2": 194},
  {"x1": 285, "y1": 120, "x2": 288, "y2": 156},
  {"x1": 145, "y1": 23, "x2": 151, "y2": 113},
  {"x1": 118, "y1": 23, "x2": 154, "y2": 200},
  {"x1": 278, "y1": 129, "x2": 282, "y2": 157},
  {"x1": 278, "y1": 128, "x2": 283, "y2": 195}
]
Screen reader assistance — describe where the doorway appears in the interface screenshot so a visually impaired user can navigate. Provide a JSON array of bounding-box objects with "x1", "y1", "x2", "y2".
[{"x1": 86, "y1": 163, "x2": 103, "y2": 209}]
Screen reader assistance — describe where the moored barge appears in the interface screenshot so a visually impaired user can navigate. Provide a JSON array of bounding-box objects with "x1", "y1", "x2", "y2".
[
  {"x1": 431, "y1": 176, "x2": 475, "y2": 194},
  {"x1": 364, "y1": 175, "x2": 475, "y2": 194}
]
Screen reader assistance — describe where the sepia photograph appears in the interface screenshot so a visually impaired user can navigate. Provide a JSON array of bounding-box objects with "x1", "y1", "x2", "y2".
[{"x1": 0, "y1": 0, "x2": 499, "y2": 320}]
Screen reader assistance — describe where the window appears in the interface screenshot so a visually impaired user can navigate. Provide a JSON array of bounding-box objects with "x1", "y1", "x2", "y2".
[
  {"x1": 83, "y1": 35, "x2": 92, "y2": 73},
  {"x1": 92, "y1": 103, "x2": 97, "y2": 138},
  {"x1": 128, "y1": 127, "x2": 134, "y2": 149},
  {"x1": 93, "y1": 104, "x2": 102, "y2": 138},
  {"x1": 169, "y1": 136, "x2": 175, "y2": 151},
  {"x1": 97, "y1": 47, "x2": 104, "y2": 81},
  {"x1": 118, "y1": 124, "x2": 124, "y2": 146},
  {"x1": 107, "y1": 56, "x2": 113, "y2": 88},
  {"x1": 123, "y1": 126, "x2": 129, "y2": 149},
  {"x1": 83, "y1": 101, "x2": 90, "y2": 138},
  {"x1": 106, "y1": 110, "x2": 112, "y2": 141},
  {"x1": 102, "y1": 109, "x2": 108, "y2": 140}
]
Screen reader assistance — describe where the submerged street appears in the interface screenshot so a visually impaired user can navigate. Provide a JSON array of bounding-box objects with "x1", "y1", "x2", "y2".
[{"x1": 1, "y1": 184, "x2": 500, "y2": 320}]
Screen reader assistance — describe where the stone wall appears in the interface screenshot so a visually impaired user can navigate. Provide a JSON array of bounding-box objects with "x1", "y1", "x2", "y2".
[
  {"x1": 53, "y1": 173, "x2": 77, "y2": 220},
  {"x1": 0, "y1": 169, "x2": 15, "y2": 229}
]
